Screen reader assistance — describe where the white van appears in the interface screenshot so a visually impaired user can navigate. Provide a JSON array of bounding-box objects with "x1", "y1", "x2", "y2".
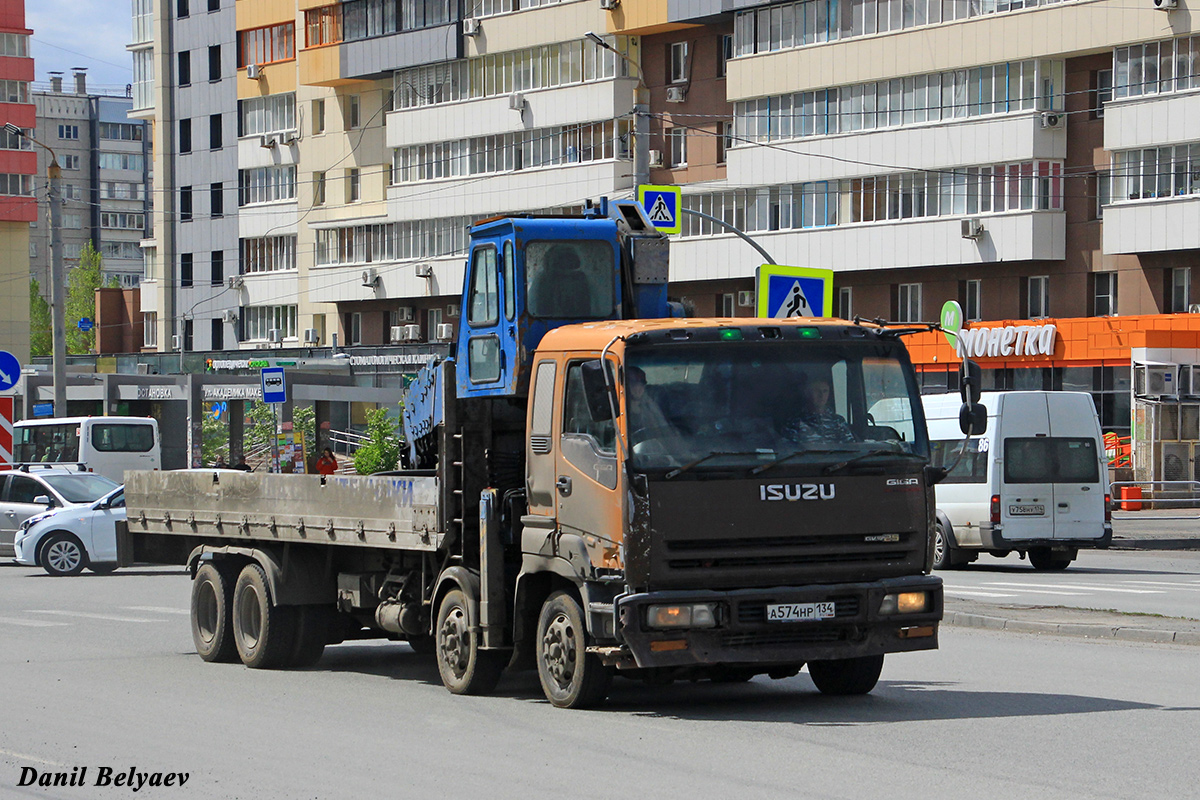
[
  {"x1": 13, "y1": 416, "x2": 161, "y2": 484},
  {"x1": 922, "y1": 391, "x2": 1111, "y2": 571}
]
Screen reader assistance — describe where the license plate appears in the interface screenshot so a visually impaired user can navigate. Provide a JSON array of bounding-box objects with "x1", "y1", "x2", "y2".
[
  {"x1": 766, "y1": 602, "x2": 836, "y2": 622},
  {"x1": 1009, "y1": 504, "x2": 1045, "y2": 516}
]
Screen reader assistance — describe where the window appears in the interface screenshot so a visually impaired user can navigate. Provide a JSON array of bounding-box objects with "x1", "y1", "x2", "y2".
[
  {"x1": 99, "y1": 123, "x2": 144, "y2": 141},
  {"x1": 210, "y1": 182, "x2": 224, "y2": 217},
  {"x1": 1027, "y1": 275, "x2": 1050, "y2": 318},
  {"x1": 208, "y1": 0, "x2": 219, "y2": 10},
  {"x1": 143, "y1": 312, "x2": 158, "y2": 347},
  {"x1": 1113, "y1": 34, "x2": 1200, "y2": 100},
  {"x1": 313, "y1": 99, "x2": 325, "y2": 133},
  {"x1": 1004, "y1": 438, "x2": 1099, "y2": 484},
  {"x1": 721, "y1": 292, "x2": 735, "y2": 316},
  {"x1": 238, "y1": 23, "x2": 296, "y2": 67},
  {"x1": 716, "y1": 121, "x2": 732, "y2": 164},
  {"x1": 838, "y1": 286, "x2": 852, "y2": 319},
  {"x1": 99, "y1": 153, "x2": 145, "y2": 171},
  {"x1": 244, "y1": 305, "x2": 299, "y2": 340},
  {"x1": 305, "y1": 5, "x2": 342, "y2": 46},
  {"x1": 426, "y1": 307, "x2": 443, "y2": 340},
  {"x1": 1170, "y1": 267, "x2": 1190, "y2": 313},
  {"x1": 718, "y1": 34, "x2": 733, "y2": 78},
  {"x1": 929, "y1": 438, "x2": 989, "y2": 484},
  {"x1": 239, "y1": 93, "x2": 296, "y2": 136},
  {"x1": 1094, "y1": 272, "x2": 1117, "y2": 316},
  {"x1": 100, "y1": 212, "x2": 145, "y2": 229},
  {"x1": 345, "y1": 94, "x2": 360, "y2": 129},
  {"x1": 0, "y1": 125, "x2": 30, "y2": 150},
  {"x1": 211, "y1": 251, "x2": 223, "y2": 285},
  {"x1": 963, "y1": 279, "x2": 982, "y2": 321},
  {"x1": 60, "y1": 155, "x2": 80, "y2": 170},
  {"x1": 669, "y1": 41, "x2": 688, "y2": 84},
  {"x1": 179, "y1": 118, "x2": 192, "y2": 153},
  {"x1": 211, "y1": 318, "x2": 223, "y2": 350},
  {"x1": 897, "y1": 283, "x2": 921, "y2": 322},
  {"x1": 468, "y1": 247, "x2": 499, "y2": 327},
  {"x1": 238, "y1": 165, "x2": 297, "y2": 205},
  {"x1": 210, "y1": 114, "x2": 222, "y2": 149},
  {"x1": 177, "y1": 0, "x2": 188, "y2": 16},
  {"x1": 180, "y1": 186, "x2": 192, "y2": 221},
  {"x1": 668, "y1": 127, "x2": 686, "y2": 167},
  {"x1": 92, "y1": 424, "x2": 155, "y2": 453},
  {"x1": 63, "y1": 213, "x2": 83, "y2": 229},
  {"x1": 347, "y1": 168, "x2": 360, "y2": 202},
  {"x1": 562, "y1": 361, "x2": 616, "y2": 456},
  {"x1": 1095, "y1": 68, "x2": 1112, "y2": 118},
  {"x1": 313, "y1": 171, "x2": 326, "y2": 205},
  {"x1": 209, "y1": 45, "x2": 221, "y2": 81},
  {"x1": 58, "y1": 125, "x2": 79, "y2": 140},
  {"x1": 241, "y1": 236, "x2": 297, "y2": 273},
  {"x1": 348, "y1": 311, "x2": 362, "y2": 344},
  {"x1": 0, "y1": 33, "x2": 28, "y2": 57},
  {"x1": 178, "y1": 51, "x2": 191, "y2": 86},
  {"x1": 525, "y1": 240, "x2": 615, "y2": 318},
  {"x1": 180, "y1": 253, "x2": 194, "y2": 288}
]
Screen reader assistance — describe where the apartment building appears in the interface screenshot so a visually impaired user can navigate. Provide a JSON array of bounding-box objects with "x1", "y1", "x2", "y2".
[
  {"x1": 0, "y1": 0, "x2": 34, "y2": 364},
  {"x1": 31, "y1": 71, "x2": 151, "y2": 292}
]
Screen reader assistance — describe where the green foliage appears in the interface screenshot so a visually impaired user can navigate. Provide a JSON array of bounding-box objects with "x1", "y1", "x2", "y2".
[
  {"x1": 245, "y1": 401, "x2": 277, "y2": 459},
  {"x1": 353, "y1": 407, "x2": 402, "y2": 475},
  {"x1": 65, "y1": 242, "x2": 102, "y2": 354},
  {"x1": 201, "y1": 408, "x2": 229, "y2": 466},
  {"x1": 29, "y1": 279, "x2": 51, "y2": 358},
  {"x1": 292, "y1": 405, "x2": 316, "y2": 469}
]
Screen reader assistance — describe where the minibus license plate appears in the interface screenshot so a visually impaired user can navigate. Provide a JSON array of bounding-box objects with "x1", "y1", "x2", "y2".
[
  {"x1": 1009, "y1": 504, "x2": 1045, "y2": 516},
  {"x1": 766, "y1": 602, "x2": 836, "y2": 622}
]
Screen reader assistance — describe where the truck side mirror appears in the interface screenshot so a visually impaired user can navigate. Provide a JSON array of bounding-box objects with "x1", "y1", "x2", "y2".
[
  {"x1": 959, "y1": 358, "x2": 982, "y2": 405},
  {"x1": 959, "y1": 402, "x2": 987, "y2": 436},
  {"x1": 580, "y1": 360, "x2": 616, "y2": 422}
]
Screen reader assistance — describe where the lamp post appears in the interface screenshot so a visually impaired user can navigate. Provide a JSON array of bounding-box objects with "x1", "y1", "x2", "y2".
[
  {"x1": 584, "y1": 32, "x2": 649, "y2": 187},
  {"x1": 6, "y1": 122, "x2": 66, "y2": 416}
]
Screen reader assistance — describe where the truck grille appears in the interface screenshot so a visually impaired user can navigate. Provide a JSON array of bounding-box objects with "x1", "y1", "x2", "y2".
[{"x1": 664, "y1": 532, "x2": 915, "y2": 572}]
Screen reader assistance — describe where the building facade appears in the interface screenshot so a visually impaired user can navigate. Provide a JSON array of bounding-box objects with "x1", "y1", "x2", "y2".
[{"x1": 0, "y1": 0, "x2": 35, "y2": 364}]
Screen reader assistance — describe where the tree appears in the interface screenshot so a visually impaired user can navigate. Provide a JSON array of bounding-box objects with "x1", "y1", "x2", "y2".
[
  {"x1": 200, "y1": 407, "x2": 229, "y2": 466},
  {"x1": 29, "y1": 279, "x2": 51, "y2": 358},
  {"x1": 244, "y1": 401, "x2": 277, "y2": 464},
  {"x1": 65, "y1": 242, "x2": 102, "y2": 354},
  {"x1": 353, "y1": 407, "x2": 403, "y2": 475},
  {"x1": 292, "y1": 405, "x2": 316, "y2": 469}
]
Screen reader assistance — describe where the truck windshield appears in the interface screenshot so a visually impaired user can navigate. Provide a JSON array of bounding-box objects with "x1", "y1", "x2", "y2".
[{"x1": 625, "y1": 341, "x2": 928, "y2": 473}]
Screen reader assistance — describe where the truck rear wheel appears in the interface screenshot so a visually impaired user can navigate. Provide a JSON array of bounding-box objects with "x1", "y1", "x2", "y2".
[
  {"x1": 286, "y1": 604, "x2": 330, "y2": 668},
  {"x1": 191, "y1": 562, "x2": 237, "y2": 663},
  {"x1": 536, "y1": 591, "x2": 612, "y2": 709},
  {"x1": 435, "y1": 589, "x2": 504, "y2": 695},
  {"x1": 807, "y1": 654, "x2": 884, "y2": 696},
  {"x1": 232, "y1": 563, "x2": 297, "y2": 669}
]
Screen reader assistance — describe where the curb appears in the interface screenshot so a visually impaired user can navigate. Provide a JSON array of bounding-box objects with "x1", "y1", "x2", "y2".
[
  {"x1": 945, "y1": 610, "x2": 1200, "y2": 646},
  {"x1": 1110, "y1": 538, "x2": 1200, "y2": 551}
]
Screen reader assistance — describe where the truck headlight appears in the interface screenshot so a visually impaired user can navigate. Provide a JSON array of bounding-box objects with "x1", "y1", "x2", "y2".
[
  {"x1": 879, "y1": 591, "x2": 929, "y2": 615},
  {"x1": 646, "y1": 603, "x2": 718, "y2": 629}
]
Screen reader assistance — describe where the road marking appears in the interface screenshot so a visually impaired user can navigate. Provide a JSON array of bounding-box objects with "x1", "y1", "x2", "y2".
[
  {"x1": 945, "y1": 590, "x2": 1020, "y2": 598},
  {"x1": 0, "y1": 616, "x2": 69, "y2": 628},
  {"x1": 0, "y1": 748, "x2": 66, "y2": 767},
  {"x1": 27, "y1": 610, "x2": 166, "y2": 623},
  {"x1": 123, "y1": 606, "x2": 189, "y2": 615},
  {"x1": 1118, "y1": 581, "x2": 1200, "y2": 590},
  {"x1": 982, "y1": 582, "x2": 1162, "y2": 594}
]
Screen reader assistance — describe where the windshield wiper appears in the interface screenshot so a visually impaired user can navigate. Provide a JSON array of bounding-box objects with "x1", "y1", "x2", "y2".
[
  {"x1": 665, "y1": 451, "x2": 767, "y2": 480},
  {"x1": 822, "y1": 449, "x2": 926, "y2": 475},
  {"x1": 749, "y1": 448, "x2": 857, "y2": 476}
]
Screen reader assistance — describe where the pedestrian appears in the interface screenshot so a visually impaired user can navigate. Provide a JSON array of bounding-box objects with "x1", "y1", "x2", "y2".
[
  {"x1": 316, "y1": 447, "x2": 338, "y2": 476},
  {"x1": 213, "y1": 455, "x2": 227, "y2": 469},
  {"x1": 233, "y1": 455, "x2": 252, "y2": 472}
]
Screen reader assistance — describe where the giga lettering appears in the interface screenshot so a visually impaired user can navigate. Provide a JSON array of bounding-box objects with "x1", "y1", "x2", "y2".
[{"x1": 760, "y1": 483, "x2": 836, "y2": 501}]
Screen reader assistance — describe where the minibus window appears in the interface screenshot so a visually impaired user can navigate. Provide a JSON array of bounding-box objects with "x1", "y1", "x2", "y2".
[
  {"x1": 91, "y1": 424, "x2": 155, "y2": 453},
  {"x1": 1004, "y1": 438, "x2": 1099, "y2": 484}
]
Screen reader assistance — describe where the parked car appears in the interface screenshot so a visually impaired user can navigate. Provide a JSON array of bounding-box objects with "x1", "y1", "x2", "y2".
[
  {"x1": 0, "y1": 468, "x2": 119, "y2": 557},
  {"x1": 13, "y1": 486, "x2": 126, "y2": 576}
]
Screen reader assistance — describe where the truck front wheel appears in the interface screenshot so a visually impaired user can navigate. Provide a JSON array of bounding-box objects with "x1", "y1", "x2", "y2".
[
  {"x1": 435, "y1": 589, "x2": 504, "y2": 695},
  {"x1": 191, "y1": 562, "x2": 237, "y2": 663},
  {"x1": 536, "y1": 591, "x2": 612, "y2": 709},
  {"x1": 807, "y1": 654, "x2": 884, "y2": 696}
]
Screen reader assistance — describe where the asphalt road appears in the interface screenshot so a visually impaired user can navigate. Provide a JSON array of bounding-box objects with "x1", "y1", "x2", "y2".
[
  {"x1": 939, "y1": 549, "x2": 1200, "y2": 618},
  {"x1": 1, "y1": 563, "x2": 1198, "y2": 799}
]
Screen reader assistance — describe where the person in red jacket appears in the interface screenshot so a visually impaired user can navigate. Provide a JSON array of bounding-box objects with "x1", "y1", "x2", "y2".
[{"x1": 316, "y1": 447, "x2": 338, "y2": 476}]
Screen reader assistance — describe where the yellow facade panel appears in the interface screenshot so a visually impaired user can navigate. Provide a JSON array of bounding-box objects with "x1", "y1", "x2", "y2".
[
  {"x1": 236, "y1": 0, "x2": 297, "y2": 32},
  {"x1": 238, "y1": 62, "x2": 299, "y2": 98}
]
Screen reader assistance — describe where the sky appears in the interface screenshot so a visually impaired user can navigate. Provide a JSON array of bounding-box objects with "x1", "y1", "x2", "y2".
[{"x1": 27, "y1": 0, "x2": 135, "y2": 92}]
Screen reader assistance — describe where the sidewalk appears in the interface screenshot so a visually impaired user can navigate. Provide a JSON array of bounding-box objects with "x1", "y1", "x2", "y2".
[
  {"x1": 944, "y1": 596, "x2": 1200, "y2": 646},
  {"x1": 1111, "y1": 509, "x2": 1200, "y2": 550}
]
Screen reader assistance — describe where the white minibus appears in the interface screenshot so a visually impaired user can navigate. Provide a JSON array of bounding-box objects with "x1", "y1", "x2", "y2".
[
  {"x1": 12, "y1": 416, "x2": 161, "y2": 484},
  {"x1": 922, "y1": 391, "x2": 1111, "y2": 571}
]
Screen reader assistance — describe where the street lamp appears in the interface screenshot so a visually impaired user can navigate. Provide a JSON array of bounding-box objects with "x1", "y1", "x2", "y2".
[
  {"x1": 5, "y1": 122, "x2": 66, "y2": 417},
  {"x1": 583, "y1": 32, "x2": 649, "y2": 186}
]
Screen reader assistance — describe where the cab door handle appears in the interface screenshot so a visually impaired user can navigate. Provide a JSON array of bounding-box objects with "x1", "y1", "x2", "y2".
[{"x1": 556, "y1": 476, "x2": 572, "y2": 496}]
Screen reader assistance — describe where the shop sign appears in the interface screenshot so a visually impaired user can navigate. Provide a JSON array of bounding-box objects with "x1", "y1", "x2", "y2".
[{"x1": 955, "y1": 324, "x2": 1057, "y2": 359}]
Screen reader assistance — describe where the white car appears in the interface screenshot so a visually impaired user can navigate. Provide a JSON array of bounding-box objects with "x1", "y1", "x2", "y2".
[{"x1": 13, "y1": 487, "x2": 126, "y2": 576}]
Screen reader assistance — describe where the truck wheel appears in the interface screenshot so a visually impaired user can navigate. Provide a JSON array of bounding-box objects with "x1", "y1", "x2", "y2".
[
  {"x1": 286, "y1": 604, "x2": 330, "y2": 668},
  {"x1": 536, "y1": 591, "x2": 612, "y2": 709},
  {"x1": 1029, "y1": 548, "x2": 1073, "y2": 571},
  {"x1": 435, "y1": 589, "x2": 504, "y2": 695},
  {"x1": 808, "y1": 654, "x2": 884, "y2": 696},
  {"x1": 40, "y1": 533, "x2": 87, "y2": 577},
  {"x1": 191, "y1": 562, "x2": 238, "y2": 663},
  {"x1": 232, "y1": 563, "x2": 297, "y2": 669}
]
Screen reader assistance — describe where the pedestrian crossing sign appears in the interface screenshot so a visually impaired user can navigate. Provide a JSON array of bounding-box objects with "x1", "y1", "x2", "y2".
[
  {"x1": 755, "y1": 265, "x2": 835, "y2": 319},
  {"x1": 637, "y1": 184, "x2": 682, "y2": 235}
]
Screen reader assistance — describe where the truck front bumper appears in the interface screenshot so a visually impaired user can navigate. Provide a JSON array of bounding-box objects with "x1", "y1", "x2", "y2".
[{"x1": 615, "y1": 575, "x2": 943, "y2": 670}]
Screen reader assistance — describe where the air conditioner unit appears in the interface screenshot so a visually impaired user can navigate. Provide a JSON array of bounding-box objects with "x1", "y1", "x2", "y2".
[
  {"x1": 1135, "y1": 364, "x2": 1177, "y2": 397},
  {"x1": 648, "y1": 149, "x2": 664, "y2": 168},
  {"x1": 221, "y1": 309, "x2": 238, "y2": 323},
  {"x1": 171, "y1": 334, "x2": 182, "y2": 350},
  {"x1": 1040, "y1": 111, "x2": 1065, "y2": 129},
  {"x1": 509, "y1": 92, "x2": 526, "y2": 111},
  {"x1": 414, "y1": 264, "x2": 433, "y2": 278},
  {"x1": 402, "y1": 324, "x2": 422, "y2": 342},
  {"x1": 435, "y1": 323, "x2": 455, "y2": 341},
  {"x1": 463, "y1": 17, "x2": 481, "y2": 35},
  {"x1": 396, "y1": 306, "x2": 414, "y2": 322},
  {"x1": 665, "y1": 86, "x2": 686, "y2": 103},
  {"x1": 136, "y1": 363, "x2": 158, "y2": 375},
  {"x1": 389, "y1": 326, "x2": 405, "y2": 343},
  {"x1": 302, "y1": 328, "x2": 320, "y2": 345},
  {"x1": 1154, "y1": 0, "x2": 1178, "y2": 9},
  {"x1": 737, "y1": 290, "x2": 754, "y2": 308},
  {"x1": 246, "y1": 64, "x2": 262, "y2": 80},
  {"x1": 268, "y1": 328, "x2": 283, "y2": 344},
  {"x1": 600, "y1": 0, "x2": 619, "y2": 9},
  {"x1": 361, "y1": 268, "x2": 379, "y2": 287},
  {"x1": 446, "y1": 303, "x2": 460, "y2": 318},
  {"x1": 227, "y1": 275, "x2": 244, "y2": 289},
  {"x1": 961, "y1": 218, "x2": 985, "y2": 239},
  {"x1": 259, "y1": 134, "x2": 278, "y2": 149}
]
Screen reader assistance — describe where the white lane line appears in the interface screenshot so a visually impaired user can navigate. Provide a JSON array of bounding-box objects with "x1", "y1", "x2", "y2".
[
  {"x1": 122, "y1": 606, "x2": 189, "y2": 615},
  {"x1": 945, "y1": 590, "x2": 1020, "y2": 598},
  {"x1": 1119, "y1": 581, "x2": 1200, "y2": 590},
  {"x1": 983, "y1": 582, "x2": 1162, "y2": 594},
  {"x1": 27, "y1": 610, "x2": 166, "y2": 623},
  {"x1": 0, "y1": 748, "x2": 67, "y2": 767},
  {"x1": 0, "y1": 616, "x2": 69, "y2": 628}
]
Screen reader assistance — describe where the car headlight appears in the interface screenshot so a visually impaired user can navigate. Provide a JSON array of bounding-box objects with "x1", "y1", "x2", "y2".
[
  {"x1": 21, "y1": 513, "x2": 53, "y2": 531},
  {"x1": 646, "y1": 603, "x2": 719, "y2": 629}
]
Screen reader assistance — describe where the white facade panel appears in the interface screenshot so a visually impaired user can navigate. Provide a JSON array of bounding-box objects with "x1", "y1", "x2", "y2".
[
  {"x1": 1103, "y1": 197, "x2": 1200, "y2": 254},
  {"x1": 308, "y1": 254, "x2": 466, "y2": 303},
  {"x1": 386, "y1": 79, "x2": 637, "y2": 147},
  {"x1": 1103, "y1": 91, "x2": 1200, "y2": 152},
  {"x1": 241, "y1": 272, "x2": 302, "y2": 306},
  {"x1": 726, "y1": 112, "x2": 1067, "y2": 185},
  {"x1": 669, "y1": 211, "x2": 1065, "y2": 281},
  {"x1": 238, "y1": 203, "x2": 300, "y2": 239},
  {"x1": 237, "y1": 136, "x2": 300, "y2": 168}
]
